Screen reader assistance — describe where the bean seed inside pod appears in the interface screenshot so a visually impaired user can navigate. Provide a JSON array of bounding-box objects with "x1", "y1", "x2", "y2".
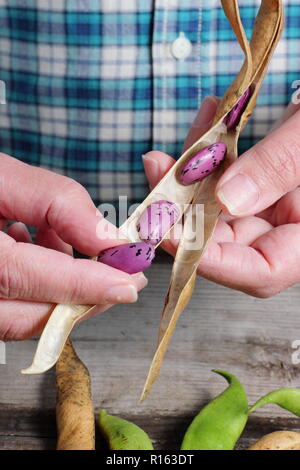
[
  {"x1": 137, "y1": 200, "x2": 180, "y2": 245},
  {"x1": 224, "y1": 87, "x2": 251, "y2": 130},
  {"x1": 97, "y1": 242, "x2": 155, "y2": 274},
  {"x1": 180, "y1": 142, "x2": 227, "y2": 186}
]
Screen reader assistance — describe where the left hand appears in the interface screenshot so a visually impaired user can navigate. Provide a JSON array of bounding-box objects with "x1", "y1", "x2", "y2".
[
  {"x1": 143, "y1": 97, "x2": 300, "y2": 298},
  {"x1": 0, "y1": 158, "x2": 147, "y2": 341}
]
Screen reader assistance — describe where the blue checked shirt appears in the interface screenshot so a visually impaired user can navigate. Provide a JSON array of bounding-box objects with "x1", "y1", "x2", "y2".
[{"x1": 0, "y1": 0, "x2": 299, "y2": 207}]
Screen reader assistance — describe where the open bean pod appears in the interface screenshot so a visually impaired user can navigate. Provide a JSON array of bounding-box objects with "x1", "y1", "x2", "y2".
[
  {"x1": 21, "y1": 0, "x2": 284, "y2": 381},
  {"x1": 140, "y1": 0, "x2": 284, "y2": 400}
]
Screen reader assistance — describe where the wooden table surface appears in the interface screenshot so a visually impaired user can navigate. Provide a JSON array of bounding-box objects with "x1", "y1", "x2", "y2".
[{"x1": 1, "y1": 253, "x2": 300, "y2": 450}]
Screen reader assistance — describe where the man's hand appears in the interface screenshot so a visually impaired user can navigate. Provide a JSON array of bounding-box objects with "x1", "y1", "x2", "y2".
[
  {"x1": 0, "y1": 154, "x2": 147, "y2": 341},
  {"x1": 143, "y1": 97, "x2": 300, "y2": 298}
]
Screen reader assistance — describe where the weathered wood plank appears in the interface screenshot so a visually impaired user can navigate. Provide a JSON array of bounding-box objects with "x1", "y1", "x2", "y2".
[
  {"x1": 0, "y1": 436, "x2": 56, "y2": 450},
  {"x1": 1, "y1": 406, "x2": 300, "y2": 450}
]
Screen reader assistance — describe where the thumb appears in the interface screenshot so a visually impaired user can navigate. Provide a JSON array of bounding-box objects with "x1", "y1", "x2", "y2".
[
  {"x1": 182, "y1": 95, "x2": 220, "y2": 152},
  {"x1": 143, "y1": 95, "x2": 220, "y2": 189},
  {"x1": 142, "y1": 151, "x2": 176, "y2": 189},
  {"x1": 216, "y1": 109, "x2": 300, "y2": 216},
  {"x1": 0, "y1": 231, "x2": 146, "y2": 305}
]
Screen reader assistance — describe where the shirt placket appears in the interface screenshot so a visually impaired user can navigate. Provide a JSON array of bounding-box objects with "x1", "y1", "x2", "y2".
[{"x1": 151, "y1": 0, "x2": 204, "y2": 158}]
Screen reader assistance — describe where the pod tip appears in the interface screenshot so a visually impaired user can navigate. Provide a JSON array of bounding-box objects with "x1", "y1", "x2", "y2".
[{"x1": 139, "y1": 389, "x2": 147, "y2": 403}]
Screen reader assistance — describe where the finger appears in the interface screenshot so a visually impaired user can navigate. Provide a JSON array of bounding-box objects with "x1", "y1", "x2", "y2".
[
  {"x1": 182, "y1": 95, "x2": 220, "y2": 152},
  {"x1": 198, "y1": 223, "x2": 300, "y2": 297},
  {"x1": 263, "y1": 100, "x2": 300, "y2": 222},
  {"x1": 7, "y1": 222, "x2": 33, "y2": 243},
  {"x1": 163, "y1": 216, "x2": 274, "y2": 297},
  {"x1": 0, "y1": 302, "x2": 112, "y2": 341},
  {"x1": 216, "y1": 109, "x2": 300, "y2": 217},
  {"x1": 0, "y1": 153, "x2": 122, "y2": 256},
  {"x1": 0, "y1": 300, "x2": 54, "y2": 341},
  {"x1": 36, "y1": 227, "x2": 148, "y2": 304},
  {"x1": 36, "y1": 227, "x2": 73, "y2": 256},
  {"x1": 164, "y1": 211, "x2": 272, "y2": 259},
  {"x1": 256, "y1": 188, "x2": 300, "y2": 226},
  {"x1": 270, "y1": 99, "x2": 300, "y2": 132},
  {"x1": 142, "y1": 96, "x2": 220, "y2": 190},
  {"x1": 251, "y1": 223, "x2": 300, "y2": 296},
  {"x1": 197, "y1": 240, "x2": 271, "y2": 296},
  {"x1": 0, "y1": 225, "x2": 74, "y2": 341},
  {"x1": 62, "y1": 271, "x2": 147, "y2": 324},
  {"x1": 264, "y1": 188, "x2": 300, "y2": 226},
  {"x1": 0, "y1": 231, "x2": 147, "y2": 304},
  {"x1": 211, "y1": 215, "x2": 273, "y2": 245},
  {"x1": 0, "y1": 271, "x2": 148, "y2": 341},
  {"x1": 142, "y1": 151, "x2": 176, "y2": 189},
  {"x1": 255, "y1": 205, "x2": 276, "y2": 222}
]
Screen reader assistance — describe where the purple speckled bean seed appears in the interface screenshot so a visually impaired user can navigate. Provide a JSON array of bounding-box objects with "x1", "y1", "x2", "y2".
[
  {"x1": 224, "y1": 87, "x2": 251, "y2": 130},
  {"x1": 97, "y1": 242, "x2": 155, "y2": 274},
  {"x1": 180, "y1": 142, "x2": 227, "y2": 186},
  {"x1": 137, "y1": 200, "x2": 180, "y2": 245}
]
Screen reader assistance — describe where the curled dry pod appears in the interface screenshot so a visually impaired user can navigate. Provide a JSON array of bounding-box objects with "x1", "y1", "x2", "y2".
[
  {"x1": 180, "y1": 142, "x2": 227, "y2": 185},
  {"x1": 181, "y1": 370, "x2": 248, "y2": 450},
  {"x1": 99, "y1": 410, "x2": 154, "y2": 450},
  {"x1": 248, "y1": 388, "x2": 300, "y2": 417},
  {"x1": 56, "y1": 338, "x2": 95, "y2": 450},
  {"x1": 98, "y1": 242, "x2": 155, "y2": 274},
  {"x1": 137, "y1": 200, "x2": 180, "y2": 245},
  {"x1": 224, "y1": 87, "x2": 252, "y2": 130},
  {"x1": 249, "y1": 431, "x2": 300, "y2": 450},
  {"x1": 21, "y1": 0, "x2": 284, "y2": 378}
]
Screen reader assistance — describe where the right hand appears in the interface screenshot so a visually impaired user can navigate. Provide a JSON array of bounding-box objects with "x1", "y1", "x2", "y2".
[
  {"x1": 0, "y1": 154, "x2": 147, "y2": 341},
  {"x1": 143, "y1": 96, "x2": 300, "y2": 299}
]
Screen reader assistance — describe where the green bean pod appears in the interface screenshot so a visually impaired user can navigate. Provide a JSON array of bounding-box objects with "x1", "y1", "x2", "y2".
[
  {"x1": 98, "y1": 409, "x2": 154, "y2": 450},
  {"x1": 249, "y1": 388, "x2": 300, "y2": 416},
  {"x1": 181, "y1": 370, "x2": 248, "y2": 450}
]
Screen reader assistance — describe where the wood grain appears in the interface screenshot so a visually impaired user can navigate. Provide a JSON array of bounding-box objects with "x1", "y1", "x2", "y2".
[
  {"x1": 0, "y1": 407, "x2": 300, "y2": 450},
  {"x1": 1, "y1": 257, "x2": 300, "y2": 449}
]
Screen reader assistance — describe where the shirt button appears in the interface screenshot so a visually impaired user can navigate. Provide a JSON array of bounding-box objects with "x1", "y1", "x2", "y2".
[{"x1": 171, "y1": 32, "x2": 192, "y2": 60}]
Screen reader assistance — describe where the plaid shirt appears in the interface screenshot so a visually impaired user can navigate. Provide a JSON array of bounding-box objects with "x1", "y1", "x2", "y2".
[{"x1": 0, "y1": 0, "x2": 299, "y2": 207}]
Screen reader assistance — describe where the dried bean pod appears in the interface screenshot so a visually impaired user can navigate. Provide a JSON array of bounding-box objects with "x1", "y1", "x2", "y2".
[
  {"x1": 56, "y1": 339, "x2": 95, "y2": 450},
  {"x1": 180, "y1": 143, "x2": 227, "y2": 186},
  {"x1": 98, "y1": 241, "x2": 155, "y2": 274},
  {"x1": 137, "y1": 200, "x2": 180, "y2": 245},
  {"x1": 224, "y1": 87, "x2": 251, "y2": 130}
]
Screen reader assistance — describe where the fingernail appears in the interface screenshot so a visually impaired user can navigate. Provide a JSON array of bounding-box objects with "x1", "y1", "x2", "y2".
[
  {"x1": 16, "y1": 222, "x2": 32, "y2": 237},
  {"x1": 105, "y1": 284, "x2": 138, "y2": 303},
  {"x1": 131, "y1": 272, "x2": 148, "y2": 290},
  {"x1": 217, "y1": 173, "x2": 259, "y2": 216},
  {"x1": 192, "y1": 96, "x2": 219, "y2": 128}
]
